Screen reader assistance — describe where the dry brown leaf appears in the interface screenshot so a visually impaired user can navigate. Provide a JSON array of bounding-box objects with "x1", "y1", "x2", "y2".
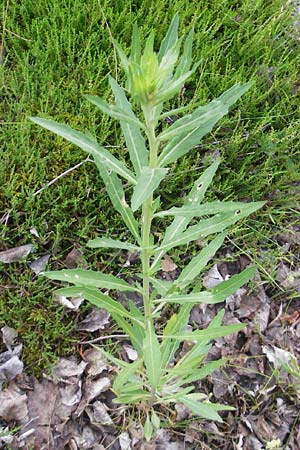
[
  {"x1": 77, "y1": 308, "x2": 110, "y2": 332},
  {"x1": 0, "y1": 382, "x2": 28, "y2": 423},
  {"x1": 161, "y1": 255, "x2": 177, "y2": 272},
  {"x1": 64, "y1": 248, "x2": 83, "y2": 269},
  {"x1": 0, "y1": 244, "x2": 33, "y2": 263},
  {"x1": 29, "y1": 254, "x2": 50, "y2": 274}
]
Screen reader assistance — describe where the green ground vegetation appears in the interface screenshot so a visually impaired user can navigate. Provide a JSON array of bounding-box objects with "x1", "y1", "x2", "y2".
[{"x1": 1, "y1": 0, "x2": 299, "y2": 374}]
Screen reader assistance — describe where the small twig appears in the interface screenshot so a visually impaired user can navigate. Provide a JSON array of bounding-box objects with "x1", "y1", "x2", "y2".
[
  {"x1": 32, "y1": 156, "x2": 92, "y2": 197},
  {"x1": 76, "y1": 333, "x2": 129, "y2": 345}
]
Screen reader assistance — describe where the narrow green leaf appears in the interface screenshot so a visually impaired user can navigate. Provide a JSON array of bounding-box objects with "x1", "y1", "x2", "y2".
[
  {"x1": 169, "y1": 359, "x2": 226, "y2": 383},
  {"x1": 29, "y1": 117, "x2": 136, "y2": 185},
  {"x1": 87, "y1": 237, "x2": 139, "y2": 251},
  {"x1": 158, "y1": 14, "x2": 179, "y2": 62},
  {"x1": 158, "y1": 202, "x2": 264, "y2": 253},
  {"x1": 154, "y1": 70, "x2": 194, "y2": 105},
  {"x1": 130, "y1": 22, "x2": 141, "y2": 64},
  {"x1": 155, "y1": 201, "x2": 255, "y2": 218},
  {"x1": 166, "y1": 323, "x2": 245, "y2": 341},
  {"x1": 161, "y1": 267, "x2": 256, "y2": 304},
  {"x1": 112, "y1": 314, "x2": 144, "y2": 355},
  {"x1": 113, "y1": 390, "x2": 151, "y2": 404},
  {"x1": 174, "y1": 234, "x2": 225, "y2": 290},
  {"x1": 144, "y1": 414, "x2": 153, "y2": 442},
  {"x1": 160, "y1": 303, "x2": 193, "y2": 370},
  {"x1": 53, "y1": 285, "x2": 143, "y2": 325},
  {"x1": 109, "y1": 77, "x2": 148, "y2": 176},
  {"x1": 85, "y1": 95, "x2": 145, "y2": 129},
  {"x1": 174, "y1": 28, "x2": 194, "y2": 80},
  {"x1": 181, "y1": 359, "x2": 226, "y2": 384},
  {"x1": 113, "y1": 359, "x2": 142, "y2": 393},
  {"x1": 158, "y1": 83, "x2": 252, "y2": 166},
  {"x1": 44, "y1": 269, "x2": 139, "y2": 292},
  {"x1": 158, "y1": 99, "x2": 227, "y2": 143},
  {"x1": 158, "y1": 111, "x2": 225, "y2": 167},
  {"x1": 143, "y1": 323, "x2": 162, "y2": 389},
  {"x1": 113, "y1": 40, "x2": 130, "y2": 73},
  {"x1": 93, "y1": 159, "x2": 140, "y2": 242},
  {"x1": 178, "y1": 396, "x2": 223, "y2": 422},
  {"x1": 131, "y1": 167, "x2": 168, "y2": 212},
  {"x1": 151, "y1": 161, "x2": 220, "y2": 272},
  {"x1": 150, "y1": 277, "x2": 173, "y2": 296}
]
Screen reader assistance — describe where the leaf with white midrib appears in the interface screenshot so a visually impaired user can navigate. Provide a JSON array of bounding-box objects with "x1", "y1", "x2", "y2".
[
  {"x1": 29, "y1": 117, "x2": 136, "y2": 185},
  {"x1": 44, "y1": 269, "x2": 139, "y2": 292}
]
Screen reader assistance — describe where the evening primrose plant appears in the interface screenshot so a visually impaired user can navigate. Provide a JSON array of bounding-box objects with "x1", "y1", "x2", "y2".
[{"x1": 30, "y1": 15, "x2": 264, "y2": 439}]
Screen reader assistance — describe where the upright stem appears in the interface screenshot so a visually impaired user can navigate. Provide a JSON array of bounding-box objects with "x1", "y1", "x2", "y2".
[{"x1": 141, "y1": 103, "x2": 158, "y2": 322}]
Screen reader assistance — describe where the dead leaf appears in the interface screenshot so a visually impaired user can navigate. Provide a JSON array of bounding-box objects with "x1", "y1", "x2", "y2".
[
  {"x1": 0, "y1": 244, "x2": 33, "y2": 263},
  {"x1": 55, "y1": 294, "x2": 84, "y2": 310},
  {"x1": 123, "y1": 345, "x2": 138, "y2": 361},
  {"x1": 29, "y1": 254, "x2": 50, "y2": 274},
  {"x1": 119, "y1": 431, "x2": 132, "y2": 450},
  {"x1": 86, "y1": 401, "x2": 113, "y2": 426},
  {"x1": 0, "y1": 354, "x2": 24, "y2": 387},
  {"x1": 64, "y1": 248, "x2": 83, "y2": 269},
  {"x1": 55, "y1": 357, "x2": 87, "y2": 379},
  {"x1": 77, "y1": 308, "x2": 110, "y2": 332},
  {"x1": 161, "y1": 255, "x2": 177, "y2": 272},
  {"x1": 202, "y1": 264, "x2": 224, "y2": 289},
  {"x1": 0, "y1": 382, "x2": 28, "y2": 423},
  {"x1": 82, "y1": 348, "x2": 108, "y2": 377},
  {"x1": 1, "y1": 326, "x2": 18, "y2": 351}
]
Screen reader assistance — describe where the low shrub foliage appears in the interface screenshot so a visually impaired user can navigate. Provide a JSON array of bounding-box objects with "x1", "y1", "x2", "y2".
[{"x1": 30, "y1": 15, "x2": 264, "y2": 440}]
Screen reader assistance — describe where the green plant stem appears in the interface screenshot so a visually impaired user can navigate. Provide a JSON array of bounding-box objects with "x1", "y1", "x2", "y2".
[{"x1": 141, "y1": 102, "x2": 158, "y2": 320}]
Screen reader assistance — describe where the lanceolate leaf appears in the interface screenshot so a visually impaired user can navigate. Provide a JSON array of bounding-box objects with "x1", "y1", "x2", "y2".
[
  {"x1": 113, "y1": 359, "x2": 142, "y2": 394},
  {"x1": 157, "y1": 82, "x2": 252, "y2": 167},
  {"x1": 151, "y1": 161, "x2": 220, "y2": 272},
  {"x1": 157, "y1": 109, "x2": 225, "y2": 167},
  {"x1": 160, "y1": 303, "x2": 193, "y2": 370},
  {"x1": 158, "y1": 14, "x2": 179, "y2": 62},
  {"x1": 174, "y1": 28, "x2": 194, "y2": 80},
  {"x1": 54, "y1": 286, "x2": 144, "y2": 325},
  {"x1": 29, "y1": 117, "x2": 136, "y2": 185},
  {"x1": 166, "y1": 323, "x2": 245, "y2": 341},
  {"x1": 174, "y1": 233, "x2": 225, "y2": 290},
  {"x1": 85, "y1": 95, "x2": 145, "y2": 130},
  {"x1": 87, "y1": 237, "x2": 139, "y2": 251},
  {"x1": 130, "y1": 22, "x2": 141, "y2": 64},
  {"x1": 93, "y1": 159, "x2": 140, "y2": 242},
  {"x1": 143, "y1": 323, "x2": 162, "y2": 389},
  {"x1": 155, "y1": 201, "x2": 256, "y2": 218},
  {"x1": 170, "y1": 358, "x2": 226, "y2": 384},
  {"x1": 158, "y1": 99, "x2": 227, "y2": 142},
  {"x1": 131, "y1": 167, "x2": 168, "y2": 212},
  {"x1": 160, "y1": 266, "x2": 256, "y2": 304},
  {"x1": 44, "y1": 269, "x2": 140, "y2": 292},
  {"x1": 178, "y1": 396, "x2": 223, "y2": 422},
  {"x1": 109, "y1": 77, "x2": 148, "y2": 176},
  {"x1": 112, "y1": 314, "x2": 144, "y2": 355},
  {"x1": 158, "y1": 202, "x2": 264, "y2": 253}
]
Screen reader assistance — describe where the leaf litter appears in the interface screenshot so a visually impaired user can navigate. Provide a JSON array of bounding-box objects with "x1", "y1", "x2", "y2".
[{"x1": 1, "y1": 237, "x2": 300, "y2": 449}]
